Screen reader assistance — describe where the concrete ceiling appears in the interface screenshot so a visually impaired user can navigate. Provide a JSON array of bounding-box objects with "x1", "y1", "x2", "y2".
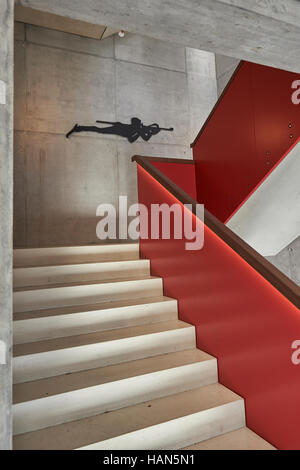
[
  {"x1": 218, "y1": 0, "x2": 300, "y2": 28},
  {"x1": 15, "y1": 0, "x2": 300, "y2": 73},
  {"x1": 15, "y1": 5, "x2": 119, "y2": 40}
]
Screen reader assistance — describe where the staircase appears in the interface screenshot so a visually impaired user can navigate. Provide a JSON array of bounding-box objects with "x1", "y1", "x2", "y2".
[{"x1": 12, "y1": 243, "x2": 274, "y2": 450}]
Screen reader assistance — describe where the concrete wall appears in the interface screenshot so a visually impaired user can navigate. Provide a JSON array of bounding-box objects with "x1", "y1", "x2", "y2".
[
  {"x1": 14, "y1": 23, "x2": 217, "y2": 247},
  {"x1": 226, "y1": 140, "x2": 300, "y2": 258},
  {"x1": 267, "y1": 236, "x2": 300, "y2": 287},
  {"x1": 0, "y1": 0, "x2": 13, "y2": 450},
  {"x1": 215, "y1": 54, "x2": 240, "y2": 98}
]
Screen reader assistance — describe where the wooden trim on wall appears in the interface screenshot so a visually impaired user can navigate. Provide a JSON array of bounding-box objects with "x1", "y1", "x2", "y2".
[
  {"x1": 132, "y1": 155, "x2": 300, "y2": 309},
  {"x1": 142, "y1": 157, "x2": 195, "y2": 164},
  {"x1": 190, "y1": 60, "x2": 244, "y2": 148}
]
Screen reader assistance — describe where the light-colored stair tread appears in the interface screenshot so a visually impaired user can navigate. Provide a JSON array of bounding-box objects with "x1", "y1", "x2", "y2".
[
  {"x1": 13, "y1": 326, "x2": 196, "y2": 384},
  {"x1": 13, "y1": 383, "x2": 243, "y2": 450},
  {"x1": 13, "y1": 278, "x2": 163, "y2": 313},
  {"x1": 14, "y1": 275, "x2": 156, "y2": 292},
  {"x1": 13, "y1": 243, "x2": 140, "y2": 268},
  {"x1": 14, "y1": 296, "x2": 174, "y2": 320},
  {"x1": 14, "y1": 349, "x2": 212, "y2": 403},
  {"x1": 14, "y1": 320, "x2": 190, "y2": 357},
  {"x1": 13, "y1": 360, "x2": 219, "y2": 435},
  {"x1": 13, "y1": 298, "x2": 178, "y2": 345},
  {"x1": 13, "y1": 260, "x2": 150, "y2": 289},
  {"x1": 183, "y1": 427, "x2": 276, "y2": 450}
]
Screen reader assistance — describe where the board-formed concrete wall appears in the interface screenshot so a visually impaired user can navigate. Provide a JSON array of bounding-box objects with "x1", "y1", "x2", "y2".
[
  {"x1": 215, "y1": 54, "x2": 240, "y2": 98},
  {"x1": 14, "y1": 0, "x2": 300, "y2": 74},
  {"x1": 0, "y1": 0, "x2": 13, "y2": 450},
  {"x1": 267, "y1": 236, "x2": 300, "y2": 287},
  {"x1": 14, "y1": 23, "x2": 217, "y2": 247}
]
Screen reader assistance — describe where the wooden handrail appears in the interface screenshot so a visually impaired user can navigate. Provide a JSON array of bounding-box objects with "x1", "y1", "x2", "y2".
[
  {"x1": 140, "y1": 157, "x2": 195, "y2": 164},
  {"x1": 132, "y1": 155, "x2": 300, "y2": 309}
]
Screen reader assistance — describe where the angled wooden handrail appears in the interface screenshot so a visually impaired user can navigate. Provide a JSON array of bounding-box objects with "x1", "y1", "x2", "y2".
[
  {"x1": 140, "y1": 156, "x2": 195, "y2": 164},
  {"x1": 132, "y1": 155, "x2": 300, "y2": 309}
]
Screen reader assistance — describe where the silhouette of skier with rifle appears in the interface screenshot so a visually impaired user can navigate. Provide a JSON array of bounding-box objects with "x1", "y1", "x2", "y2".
[{"x1": 66, "y1": 117, "x2": 174, "y2": 143}]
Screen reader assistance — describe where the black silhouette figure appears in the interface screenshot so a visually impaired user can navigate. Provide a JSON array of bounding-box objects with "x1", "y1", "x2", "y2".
[{"x1": 66, "y1": 118, "x2": 174, "y2": 143}]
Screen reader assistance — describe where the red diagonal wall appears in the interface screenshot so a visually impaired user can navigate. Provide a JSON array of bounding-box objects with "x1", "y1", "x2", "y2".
[
  {"x1": 192, "y1": 61, "x2": 300, "y2": 222},
  {"x1": 137, "y1": 164, "x2": 300, "y2": 450}
]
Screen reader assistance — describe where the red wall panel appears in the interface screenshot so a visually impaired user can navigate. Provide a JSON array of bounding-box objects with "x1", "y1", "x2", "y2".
[
  {"x1": 137, "y1": 164, "x2": 300, "y2": 450},
  {"x1": 193, "y1": 61, "x2": 300, "y2": 222},
  {"x1": 149, "y1": 161, "x2": 197, "y2": 200}
]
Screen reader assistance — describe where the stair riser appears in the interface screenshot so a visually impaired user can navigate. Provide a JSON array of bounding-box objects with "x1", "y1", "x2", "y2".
[
  {"x1": 13, "y1": 260, "x2": 150, "y2": 289},
  {"x1": 13, "y1": 278, "x2": 163, "y2": 313},
  {"x1": 13, "y1": 300, "x2": 178, "y2": 344},
  {"x1": 78, "y1": 400, "x2": 245, "y2": 450},
  {"x1": 13, "y1": 361, "x2": 218, "y2": 435},
  {"x1": 14, "y1": 244, "x2": 140, "y2": 268},
  {"x1": 13, "y1": 327, "x2": 196, "y2": 384}
]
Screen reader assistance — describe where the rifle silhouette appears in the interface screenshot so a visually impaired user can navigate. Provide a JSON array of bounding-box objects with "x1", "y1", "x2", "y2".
[{"x1": 66, "y1": 117, "x2": 174, "y2": 142}]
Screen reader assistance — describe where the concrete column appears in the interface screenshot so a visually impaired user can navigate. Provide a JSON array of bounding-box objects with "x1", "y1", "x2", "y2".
[
  {"x1": 215, "y1": 54, "x2": 240, "y2": 98},
  {"x1": 0, "y1": 0, "x2": 13, "y2": 450}
]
